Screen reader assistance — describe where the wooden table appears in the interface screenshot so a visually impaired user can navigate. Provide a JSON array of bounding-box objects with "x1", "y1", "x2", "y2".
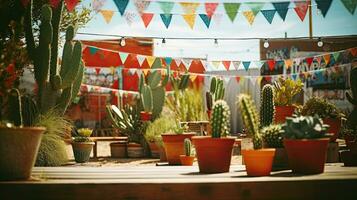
[
  {"x1": 1, "y1": 163, "x2": 357, "y2": 200},
  {"x1": 90, "y1": 136, "x2": 128, "y2": 158}
]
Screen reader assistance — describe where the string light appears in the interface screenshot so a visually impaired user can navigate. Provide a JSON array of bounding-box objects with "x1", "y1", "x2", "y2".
[
  {"x1": 119, "y1": 37, "x2": 126, "y2": 46},
  {"x1": 263, "y1": 39, "x2": 269, "y2": 48},
  {"x1": 317, "y1": 37, "x2": 324, "y2": 47},
  {"x1": 214, "y1": 39, "x2": 218, "y2": 47}
]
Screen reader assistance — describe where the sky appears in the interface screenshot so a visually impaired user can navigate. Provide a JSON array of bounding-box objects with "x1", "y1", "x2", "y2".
[{"x1": 76, "y1": 0, "x2": 357, "y2": 61}]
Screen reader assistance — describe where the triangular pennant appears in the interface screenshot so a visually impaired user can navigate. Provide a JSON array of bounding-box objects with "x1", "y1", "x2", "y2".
[
  {"x1": 141, "y1": 13, "x2": 154, "y2": 28},
  {"x1": 100, "y1": 10, "x2": 114, "y2": 24},
  {"x1": 93, "y1": 0, "x2": 106, "y2": 13},
  {"x1": 341, "y1": 0, "x2": 357, "y2": 15},
  {"x1": 243, "y1": 11, "x2": 256, "y2": 25},
  {"x1": 242, "y1": 61, "x2": 251, "y2": 71},
  {"x1": 142, "y1": 69, "x2": 149, "y2": 76},
  {"x1": 152, "y1": 57, "x2": 162, "y2": 69},
  {"x1": 261, "y1": 10, "x2": 276, "y2": 24},
  {"x1": 119, "y1": 52, "x2": 129, "y2": 64},
  {"x1": 350, "y1": 48, "x2": 357, "y2": 57},
  {"x1": 333, "y1": 52, "x2": 340, "y2": 62},
  {"x1": 272, "y1": 2, "x2": 290, "y2": 21},
  {"x1": 164, "y1": 57, "x2": 173, "y2": 66},
  {"x1": 205, "y1": 3, "x2": 219, "y2": 18},
  {"x1": 134, "y1": 0, "x2": 150, "y2": 14},
  {"x1": 223, "y1": 77, "x2": 231, "y2": 84},
  {"x1": 174, "y1": 58, "x2": 182, "y2": 66},
  {"x1": 128, "y1": 68, "x2": 137, "y2": 76},
  {"x1": 113, "y1": 0, "x2": 129, "y2": 16},
  {"x1": 124, "y1": 12, "x2": 137, "y2": 26},
  {"x1": 180, "y1": 2, "x2": 200, "y2": 14},
  {"x1": 250, "y1": 76, "x2": 258, "y2": 85},
  {"x1": 222, "y1": 61, "x2": 231, "y2": 71},
  {"x1": 254, "y1": 61, "x2": 264, "y2": 69},
  {"x1": 65, "y1": 0, "x2": 79, "y2": 12},
  {"x1": 294, "y1": 1, "x2": 309, "y2": 21},
  {"x1": 199, "y1": 14, "x2": 212, "y2": 28},
  {"x1": 137, "y1": 55, "x2": 146, "y2": 66},
  {"x1": 89, "y1": 47, "x2": 99, "y2": 55},
  {"x1": 95, "y1": 68, "x2": 101, "y2": 75},
  {"x1": 284, "y1": 59, "x2": 292, "y2": 69},
  {"x1": 50, "y1": 0, "x2": 61, "y2": 8},
  {"x1": 158, "y1": 2, "x2": 175, "y2": 14},
  {"x1": 316, "y1": 0, "x2": 332, "y2": 17},
  {"x1": 246, "y1": 2, "x2": 265, "y2": 16},
  {"x1": 224, "y1": 3, "x2": 241, "y2": 22},
  {"x1": 323, "y1": 54, "x2": 331, "y2": 65},
  {"x1": 212, "y1": 61, "x2": 221, "y2": 69},
  {"x1": 182, "y1": 58, "x2": 192, "y2": 70},
  {"x1": 267, "y1": 60, "x2": 276, "y2": 71},
  {"x1": 189, "y1": 75, "x2": 197, "y2": 82},
  {"x1": 305, "y1": 57, "x2": 314, "y2": 67},
  {"x1": 232, "y1": 61, "x2": 241, "y2": 70},
  {"x1": 235, "y1": 76, "x2": 241, "y2": 83},
  {"x1": 160, "y1": 14, "x2": 173, "y2": 28},
  {"x1": 146, "y1": 56, "x2": 156, "y2": 67},
  {"x1": 212, "y1": 13, "x2": 223, "y2": 27},
  {"x1": 182, "y1": 14, "x2": 196, "y2": 29}
]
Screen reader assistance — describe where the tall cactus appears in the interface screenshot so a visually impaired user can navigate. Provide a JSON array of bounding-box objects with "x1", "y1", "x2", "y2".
[
  {"x1": 184, "y1": 138, "x2": 192, "y2": 156},
  {"x1": 346, "y1": 66, "x2": 357, "y2": 129},
  {"x1": 260, "y1": 84, "x2": 275, "y2": 128},
  {"x1": 141, "y1": 84, "x2": 153, "y2": 113},
  {"x1": 211, "y1": 100, "x2": 230, "y2": 138},
  {"x1": 206, "y1": 77, "x2": 225, "y2": 110},
  {"x1": 8, "y1": 89, "x2": 23, "y2": 127}
]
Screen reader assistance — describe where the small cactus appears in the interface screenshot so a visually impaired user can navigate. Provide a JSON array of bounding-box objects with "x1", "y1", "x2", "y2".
[
  {"x1": 262, "y1": 124, "x2": 283, "y2": 148},
  {"x1": 260, "y1": 84, "x2": 275, "y2": 128},
  {"x1": 184, "y1": 138, "x2": 192, "y2": 156},
  {"x1": 8, "y1": 89, "x2": 23, "y2": 127},
  {"x1": 211, "y1": 100, "x2": 230, "y2": 138}
]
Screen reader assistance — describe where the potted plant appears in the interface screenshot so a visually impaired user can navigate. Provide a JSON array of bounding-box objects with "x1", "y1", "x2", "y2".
[
  {"x1": 0, "y1": 89, "x2": 46, "y2": 180},
  {"x1": 273, "y1": 77, "x2": 303, "y2": 123},
  {"x1": 205, "y1": 77, "x2": 225, "y2": 119},
  {"x1": 281, "y1": 115, "x2": 330, "y2": 174},
  {"x1": 140, "y1": 84, "x2": 153, "y2": 121},
  {"x1": 299, "y1": 97, "x2": 345, "y2": 142},
  {"x1": 180, "y1": 138, "x2": 195, "y2": 166},
  {"x1": 192, "y1": 100, "x2": 235, "y2": 173},
  {"x1": 238, "y1": 94, "x2": 276, "y2": 176},
  {"x1": 72, "y1": 128, "x2": 94, "y2": 163}
]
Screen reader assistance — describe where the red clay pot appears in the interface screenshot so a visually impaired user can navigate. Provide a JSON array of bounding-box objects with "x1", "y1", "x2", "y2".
[
  {"x1": 274, "y1": 106, "x2": 295, "y2": 123},
  {"x1": 192, "y1": 136, "x2": 235, "y2": 173},
  {"x1": 149, "y1": 142, "x2": 160, "y2": 158},
  {"x1": 323, "y1": 118, "x2": 341, "y2": 142},
  {"x1": 242, "y1": 148, "x2": 276, "y2": 176},
  {"x1": 161, "y1": 133, "x2": 195, "y2": 165},
  {"x1": 284, "y1": 138, "x2": 329, "y2": 174},
  {"x1": 140, "y1": 112, "x2": 152, "y2": 121},
  {"x1": 180, "y1": 155, "x2": 195, "y2": 166}
]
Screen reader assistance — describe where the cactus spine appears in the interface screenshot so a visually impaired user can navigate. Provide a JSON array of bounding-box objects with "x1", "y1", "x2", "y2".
[
  {"x1": 260, "y1": 84, "x2": 275, "y2": 128},
  {"x1": 8, "y1": 89, "x2": 23, "y2": 127},
  {"x1": 346, "y1": 66, "x2": 357, "y2": 130},
  {"x1": 184, "y1": 138, "x2": 192, "y2": 156},
  {"x1": 206, "y1": 77, "x2": 225, "y2": 110},
  {"x1": 262, "y1": 124, "x2": 283, "y2": 148},
  {"x1": 238, "y1": 94, "x2": 262, "y2": 149},
  {"x1": 211, "y1": 100, "x2": 230, "y2": 138}
]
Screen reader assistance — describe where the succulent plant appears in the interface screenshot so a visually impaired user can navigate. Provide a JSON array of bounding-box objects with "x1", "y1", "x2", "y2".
[
  {"x1": 206, "y1": 77, "x2": 225, "y2": 110},
  {"x1": 299, "y1": 97, "x2": 345, "y2": 119},
  {"x1": 273, "y1": 77, "x2": 303, "y2": 106},
  {"x1": 184, "y1": 138, "x2": 193, "y2": 156},
  {"x1": 281, "y1": 115, "x2": 330, "y2": 139},
  {"x1": 262, "y1": 124, "x2": 284, "y2": 148},
  {"x1": 260, "y1": 84, "x2": 275, "y2": 128},
  {"x1": 346, "y1": 66, "x2": 357, "y2": 130},
  {"x1": 211, "y1": 100, "x2": 230, "y2": 138}
]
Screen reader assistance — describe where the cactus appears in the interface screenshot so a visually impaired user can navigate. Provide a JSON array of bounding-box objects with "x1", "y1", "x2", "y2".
[
  {"x1": 206, "y1": 77, "x2": 225, "y2": 110},
  {"x1": 211, "y1": 100, "x2": 230, "y2": 138},
  {"x1": 24, "y1": 1, "x2": 83, "y2": 115},
  {"x1": 21, "y1": 95, "x2": 39, "y2": 127},
  {"x1": 140, "y1": 85, "x2": 153, "y2": 113},
  {"x1": 184, "y1": 138, "x2": 192, "y2": 156},
  {"x1": 346, "y1": 66, "x2": 357, "y2": 130},
  {"x1": 260, "y1": 84, "x2": 275, "y2": 128},
  {"x1": 262, "y1": 124, "x2": 283, "y2": 148},
  {"x1": 8, "y1": 89, "x2": 23, "y2": 126},
  {"x1": 238, "y1": 94, "x2": 262, "y2": 149},
  {"x1": 281, "y1": 115, "x2": 329, "y2": 139}
]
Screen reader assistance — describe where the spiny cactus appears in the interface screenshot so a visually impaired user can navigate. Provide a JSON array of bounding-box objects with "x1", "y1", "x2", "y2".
[
  {"x1": 206, "y1": 77, "x2": 225, "y2": 110},
  {"x1": 8, "y1": 89, "x2": 23, "y2": 126},
  {"x1": 171, "y1": 74, "x2": 190, "y2": 91},
  {"x1": 260, "y1": 84, "x2": 275, "y2": 128},
  {"x1": 211, "y1": 100, "x2": 230, "y2": 138},
  {"x1": 21, "y1": 95, "x2": 39, "y2": 127},
  {"x1": 282, "y1": 115, "x2": 329, "y2": 139},
  {"x1": 346, "y1": 66, "x2": 357, "y2": 130},
  {"x1": 184, "y1": 138, "x2": 192, "y2": 156},
  {"x1": 262, "y1": 124, "x2": 283, "y2": 148},
  {"x1": 238, "y1": 94, "x2": 262, "y2": 149},
  {"x1": 140, "y1": 84, "x2": 153, "y2": 113}
]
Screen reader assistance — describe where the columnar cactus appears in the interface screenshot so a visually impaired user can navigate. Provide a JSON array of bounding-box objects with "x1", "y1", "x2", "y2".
[
  {"x1": 140, "y1": 84, "x2": 153, "y2": 113},
  {"x1": 262, "y1": 124, "x2": 283, "y2": 148},
  {"x1": 184, "y1": 138, "x2": 192, "y2": 156},
  {"x1": 238, "y1": 94, "x2": 262, "y2": 149},
  {"x1": 8, "y1": 89, "x2": 23, "y2": 126},
  {"x1": 211, "y1": 100, "x2": 230, "y2": 138},
  {"x1": 206, "y1": 77, "x2": 225, "y2": 110},
  {"x1": 260, "y1": 84, "x2": 275, "y2": 128},
  {"x1": 346, "y1": 66, "x2": 357, "y2": 129}
]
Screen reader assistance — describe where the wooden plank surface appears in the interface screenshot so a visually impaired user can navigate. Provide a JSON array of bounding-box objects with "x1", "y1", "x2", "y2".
[{"x1": 1, "y1": 164, "x2": 357, "y2": 200}]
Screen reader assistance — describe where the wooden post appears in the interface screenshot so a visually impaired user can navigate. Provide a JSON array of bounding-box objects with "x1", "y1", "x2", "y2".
[{"x1": 308, "y1": 0, "x2": 313, "y2": 38}]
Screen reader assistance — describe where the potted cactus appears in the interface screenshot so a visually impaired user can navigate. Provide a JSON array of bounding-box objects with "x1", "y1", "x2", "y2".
[
  {"x1": 205, "y1": 77, "x2": 225, "y2": 119},
  {"x1": 238, "y1": 94, "x2": 276, "y2": 176},
  {"x1": 192, "y1": 100, "x2": 235, "y2": 173},
  {"x1": 282, "y1": 115, "x2": 330, "y2": 174},
  {"x1": 140, "y1": 84, "x2": 153, "y2": 121},
  {"x1": 72, "y1": 128, "x2": 94, "y2": 163},
  {"x1": 260, "y1": 84, "x2": 275, "y2": 128},
  {"x1": 180, "y1": 138, "x2": 195, "y2": 166}
]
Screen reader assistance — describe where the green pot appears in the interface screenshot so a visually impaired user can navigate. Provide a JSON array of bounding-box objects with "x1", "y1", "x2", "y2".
[{"x1": 72, "y1": 142, "x2": 94, "y2": 163}]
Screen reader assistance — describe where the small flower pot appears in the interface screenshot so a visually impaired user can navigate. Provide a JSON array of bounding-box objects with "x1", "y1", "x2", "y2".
[
  {"x1": 323, "y1": 118, "x2": 341, "y2": 142},
  {"x1": 180, "y1": 155, "x2": 195, "y2": 166},
  {"x1": 162, "y1": 133, "x2": 195, "y2": 165},
  {"x1": 149, "y1": 141, "x2": 160, "y2": 158},
  {"x1": 72, "y1": 142, "x2": 95, "y2": 163},
  {"x1": 242, "y1": 148, "x2": 276, "y2": 176},
  {"x1": 192, "y1": 136, "x2": 235, "y2": 173},
  {"x1": 284, "y1": 138, "x2": 329, "y2": 174},
  {"x1": 140, "y1": 111, "x2": 152, "y2": 121},
  {"x1": 274, "y1": 106, "x2": 295, "y2": 123},
  {"x1": 127, "y1": 143, "x2": 144, "y2": 158},
  {"x1": 110, "y1": 142, "x2": 127, "y2": 158}
]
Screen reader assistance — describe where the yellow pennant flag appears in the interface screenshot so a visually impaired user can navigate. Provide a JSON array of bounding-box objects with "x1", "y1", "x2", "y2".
[
  {"x1": 323, "y1": 54, "x2": 330, "y2": 65},
  {"x1": 256, "y1": 76, "x2": 263, "y2": 85},
  {"x1": 142, "y1": 69, "x2": 149, "y2": 76},
  {"x1": 182, "y1": 14, "x2": 196, "y2": 29},
  {"x1": 189, "y1": 74, "x2": 197, "y2": 82},
  {"x1": 180, "y1": 2, "x2": 200, "y2": 14},
  {"x1": 243, "y1": 11, "x2": 255, "y2": 25},
  {"x1": 212, "y1": 61, "x2": 221, "y2": 69},
  {"x1": 284, "y1": 59, "x2": 292, "y2": 69},
  {"x1": 146, "y1": 56, "x2": 155, "y2": 67},
  {"x1": 100, "y1": 10, "x2": 114, "y2": 24}
]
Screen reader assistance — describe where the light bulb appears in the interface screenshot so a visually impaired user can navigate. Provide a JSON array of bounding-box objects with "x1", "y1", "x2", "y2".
[
  {"x1": 161, "y1": 38, "x2": 166, "y2": 47},
  {"x1": 317, "y1": 38, "x2": 323, "y2": 47},
  {"x1": 214, "y1": 39, "x2": 218, "y2": 47},
  {"x1": 263, "y1": 39, "x2": 269, "y2": 48},
  {"x1": 119, "y1": 37, "x2": 126, "y2": 47}
]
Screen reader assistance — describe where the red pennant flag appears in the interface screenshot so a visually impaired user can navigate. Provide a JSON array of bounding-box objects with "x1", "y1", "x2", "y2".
[
  {"x1": 265, "y1": 76, "x2": 272, "y2": 82},
  {"x1": 235, "y1": 76, "x2": 240, "y2": 83},
  {"x1": 305, "y1": 57, "x2": 313, "y2": 66},
  {"x1": 267, "y1": 60, "x2": 276, "y2": 71},
  {"x1": 141, "y1": 13, "x2": 154, "y2": 28},
  {"x1": 222, "y1": 61, "x2": 231, "y2": 71},
  {"x1": 50, "y1": 0, "x2": 61, "y2": 8},
  {"x1": 95, "y1": 68, "x2": 101, "y2": 75},
  {"x1": 315, "y1": 56, "x2": 322, "y2": 65},
  {"x1": 65, "y1": 0, "x2": 79, "y2": 12},
  {"x1": 294, "y1": 1, "x2": 309, "y2": 21},
  {"x1": 350, "y1": 48, "x2": 357, "y2": 57},
  {"x1": 205, "y1": 3, "x2": 219, "y2": 18}
]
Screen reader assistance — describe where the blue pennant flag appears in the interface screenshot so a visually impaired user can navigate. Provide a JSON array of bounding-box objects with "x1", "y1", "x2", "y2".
[
  {"x1": 316, "y1": 0, "x2": 332, "y2": 17},
  {"x1": 113, "y1": 0, "x2": 129, "y2": 16},
  {"x1": 272, "y1": 2, "x2": 290, "y2": 21},
  {"x1": 160, "y1": 14, "x2": 173, "y2": 29},
  {"x1": 291, "y1": 74, "x2": 298, "y2": 80},
  {"x1": 242, "y1": 61, "x2": 251, "y2": 71},
  {"x1": 199, "y1": 14, "x2": 211, "y2": 28},
  {"x1": 261, "y1": 10, "x2": 276, "y2": 24},
  {"x1": 89, "y1": 47, "x2": 99, "y2": 55},
  {"x1": 164, "y1": 57, "x2": 172, "y2": 66}
]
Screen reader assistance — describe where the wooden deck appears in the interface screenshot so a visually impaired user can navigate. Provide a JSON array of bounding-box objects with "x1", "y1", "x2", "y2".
[{"x1": 1, "y1": 164, "x2": 357, "y2": 200}]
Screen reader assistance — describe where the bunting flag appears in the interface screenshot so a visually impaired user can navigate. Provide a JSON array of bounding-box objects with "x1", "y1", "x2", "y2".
[
  {"x1": 243, "y1": 11, "x2": 256, "y2": 25},
  {"x1": 141, "y1": 13, "x2": 154, "y2": 27},
  {"x1": 212, "y1": 61, "x2": 221, "y2": 69},
  {"x1": 134, "y1": 0, "x2": 150, "y2": 14},
  {"x1": 294, "y1": 1, "x2": 309, "y2": 21},
  {"x1": 182, "y1": 58, "x2": 192, "y2": 70},
  {"x1": 189, "y1": 74, "x2": 197, "y2": 82},
  {"x1": 305, "y1": 57, "x2": 314, "y2": 67},
  {"x1": 333, "y1": 52, "x2": 340, "y2": 62},
  {"x1": 137, "y1": 55, "x2": 146, "y2": 66},
  {"x1": 93, "y1": 0, "x2": 106, "y2": 13},
  {"x1": 316, "y1": 0, "x2": 332, "y2": 17},
  {"x1": 254, "y1": 61, "x2": 264, "y2": 69},
  {"x1": 95, "y1": 68, "x2": 101, "y2": 75},
  {"x1": 267, "y1": 60, "x2": 276, "y2": 71},
  {"x1": 246, "y1": 2, "x2": 265, "y2": 16},
  {"x1": 164, "y1": 57, "x2": 173, "y2": 66},
  {"x1": 182, "y1": 14, "x2": 196, "y2": 29},
  {"x1": 113, "y1": 0, "x2": 129, "y2": 16},
  {"x1": 232, "y1": 61, "x2": 241, "y2": 70},
  {"x1": 212, "y1": 13, "x2": 223, "y2": 26},
  {"x1": 142, "y1": 69, "x2": 149, "y2": 75},
  {"x1": 284, "y1": 59, "x2": 293, "y2": 68},
  {"x1": 160, "y1": 14, "x2": 173, "y2": 28},
  {"x1": 261, "y1": 10, "x2": 276, "y2": 24},
  {"x1": 205, "y1": 3, "x2": 219, "y2": 18},
  {"x1": 350, "y1": 48, "x2": 357, "y2": 56},
  {"x1": 158, "y1": 1, "x2": 175, "y2": 14},
  {"x1": 174, "y1": 58, "x2": 182, "y2": 66},
  {"x1": 222, "y1": 61, "x2": 231, "y2": 71},
  {"x1": 180, "y1": 2, "x2": 200, "y2": 14},
  {"x1": 50, "y1": 0, "x2": 61, "y2": 8},
  {"x1": 199, "y1": 14, "x2": 212, "y2": 28},
  {"x1": 323, "y1": 54, "x2": 331, "y2": 65},
  {"x1": 100, "y1": 10, "x2": 114, "y2": 24},
  {"x1": 146, "y1": 56, "x2": 156, "y2": 67},
  {"x1": 65, "y1": 0, "x2": 79, "y2": 12},
  {"x1": 224, "y1": 3, "x2": 241, "y2": 22},
  {"x1": 235, "y1": 76, "x2": 241, "y2": 83},
  {"x1": 315, "y1": 56, "x2": 322, "y2": 65},
  {"x1": 124, "y1": 12, "x2": 137, "y2": 26},
  {"x1": 89, "y1": 47, "x2": 99, "y2": 55},
  {"x1": 119, "y1": 52, "x2": 129, "y2": 64},
  {"x1": 341, "y1": 0, "x2": 357, "y2": 15},
  {"x1": 272, "y1": 2, "x2": 290, "y2": 21},
  {"x1": 242, "y1": 61, "x2": 251, "y2": 71}
]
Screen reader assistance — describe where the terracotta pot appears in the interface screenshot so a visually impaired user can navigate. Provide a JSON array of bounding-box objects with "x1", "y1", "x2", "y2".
[
  {"x1": 149, "y1": 142, "x2": 160, "y2": 158},
  {"x1": 127, "y1": 143, "x2": 144, "y2": 158},
  {"x1": 192, "y1": 136, "x2": 235, "y2": 173},
  {"x1": 284, "y1": 138, "x2": 329, "y2": 174},
  {"x1": 140, "y1": 111, "x2": 152, "y2": 121},
  {"x1": 274, "y1": 106, "x2": 295, "y2": 123},
  {"x1": 72, "y1": 142, "x2": 95, "y2": 163},
  {"x1": 0, "y1": 127, "x2": 45, "y2": 180},
  {"x1": 110, "y1": 142, "x2": 127, "y2": 158},
  {"x1": 158, "y1": 144, "x2": 167, "y2": 162},
  {"x1": 180, "y1": 155, "x2": 195, "y2": 166},
  {"x1": 323, "y1": 118, "x2": 341, "y2": 142},
  {"x1": 242, "y1": 149, "x2": 276, "y2": 176},
  {"x1": 340, "y1": 150, "x2": 357, "y2": 166},
  {"x1": 162, "y1": 133, "x2": 195, "y2": 165}
]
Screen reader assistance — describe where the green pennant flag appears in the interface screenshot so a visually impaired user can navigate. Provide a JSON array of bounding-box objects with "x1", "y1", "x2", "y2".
[
  {"x1": 341, "y1": 0, "x2": 357, "y2": 15},
  {"x1": 333, "y1": 52, "x2": 340, "y2": 62},
  {"x1": 158, "y1": 1, "x2": 175, "y2": 14},
  {"x1": 199, "y1": 14, "x2": 211, "y2": 28},
  {"x1": 223, "y1": 3, "x2": 241, "y2": 22},
  {"x1": 246, "y1": 2, "x2": 265, "y2": 16},
  {"x1": 261, "y1": 10, "x2": 276, "y2": 24},
  {"x1": 160, "y1": 14, "x2": 173, "y2": 28},
  {"x1": 272, "y1": 2, "x2": 290, "y2": 21}
]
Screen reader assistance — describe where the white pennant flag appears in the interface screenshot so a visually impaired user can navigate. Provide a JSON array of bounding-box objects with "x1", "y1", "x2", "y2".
[
  {"x1": 181, "y1": 58, "x2": 192, "y2": 70},
  {"x1": 124, "y1": 11, "x2": 137, "y2": 26},
  {"x1": 137, "y1": 55, "x2": 146, "y2": 66},
  {"x1": 232, "y1": 61, "x2": 241, "y2": 70},
  {"x1": 174, "y1": 58, "x2": 182, "y2": 66}
]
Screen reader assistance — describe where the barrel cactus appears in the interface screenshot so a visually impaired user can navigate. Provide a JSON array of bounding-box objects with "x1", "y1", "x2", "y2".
[
  {"x1": 260, "y1": 84, "x2": 275, "y2": 128},
  {"x1": 262, "y1": 124, "x2": 283, "y2": 148},
  {"x1": 211, "y1": 100, "x2": 230, "y2": 138},
  {"x1": 346, "y1": 66, "x2": 357, "y2": 130},
  {"x1": 184, "y1": 138, "x2": 192, "y2": 156}
]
